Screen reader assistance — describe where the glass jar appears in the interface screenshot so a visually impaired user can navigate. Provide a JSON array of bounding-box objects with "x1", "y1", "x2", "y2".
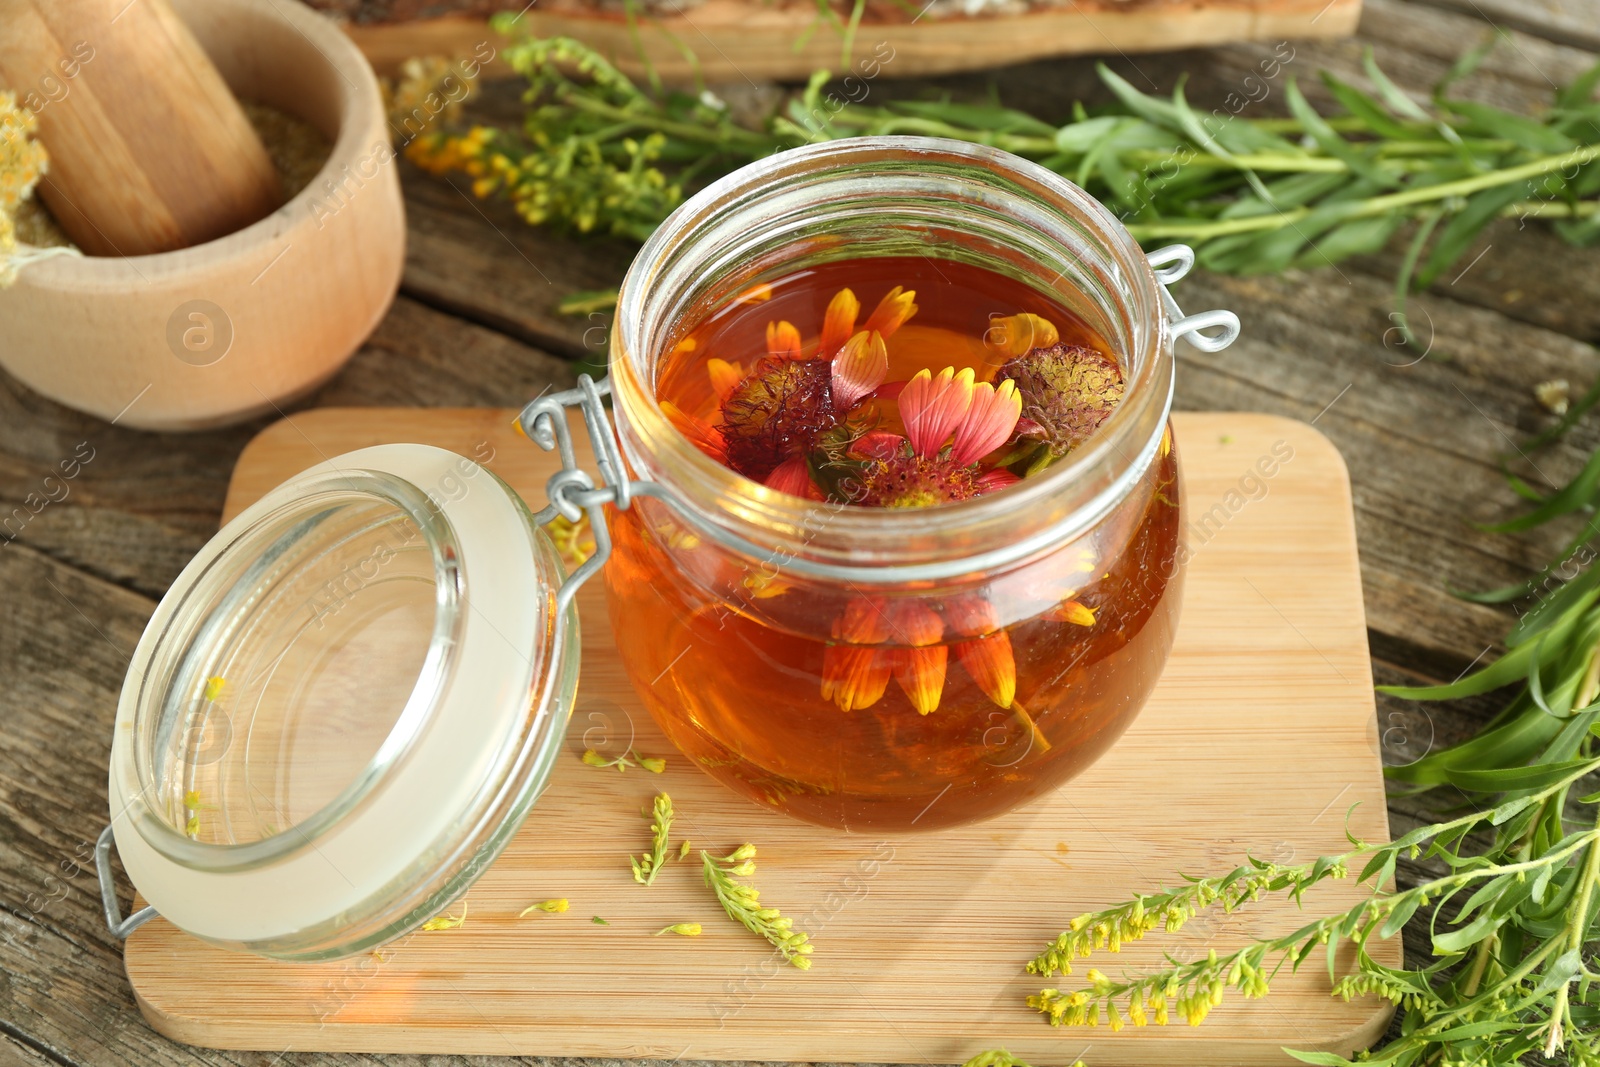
[{"x1": 603, "y1": 138, "x2": 1237, "y2": 831}]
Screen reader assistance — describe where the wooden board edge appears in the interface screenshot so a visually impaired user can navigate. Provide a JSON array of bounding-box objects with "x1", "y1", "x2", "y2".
[
  {"x1": 220, "y1": 405, "x2": 464, "y2": 519},
  {"x1": 343, "y1": 0, "x2": 1363, "y2": 81}
]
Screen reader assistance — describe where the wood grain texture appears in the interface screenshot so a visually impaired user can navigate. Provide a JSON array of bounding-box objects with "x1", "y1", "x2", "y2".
[
  {"x1": 3, "y1": 3, "x2": 1600, "y2": 1063},
  {"x1": 118, "y1": 407, "x2": 1399, "y2": 1061},
  {"x1": 0, "y1": 295, "x2": 573, "y2": 601},
  {"x1": 339, "y1": 0, "x2": 1362, "y2": 82},
  {"x1": 401, "y1": 167, "x2": 638, "y2": 361},
  {"x1": 0, "y1": 0, "x2": 281, "y2": 256},
  {"x1": 1417, "y1": 0, "x2": 1600, "y2": 52}
]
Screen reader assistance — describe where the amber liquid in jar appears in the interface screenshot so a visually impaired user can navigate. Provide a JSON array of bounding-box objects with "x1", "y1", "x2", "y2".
[{"x1": 606, "y1": 256, "x2": 1182, "y2": 831}]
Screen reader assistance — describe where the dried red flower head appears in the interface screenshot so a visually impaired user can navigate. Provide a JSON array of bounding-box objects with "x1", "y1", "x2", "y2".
[
  {"x1": 999, "y1": 343, "x2": 1125, "y2": 458},
  {"x1": 719, "y1": 357, "x2": 835, "y2": 481},
  {"x1": 711, "y1": 287, "x2": 905, "y2": 482}
]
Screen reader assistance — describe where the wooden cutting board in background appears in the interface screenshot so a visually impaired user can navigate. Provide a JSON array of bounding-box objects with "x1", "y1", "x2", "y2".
[
  {"x1": 125, "y1": 408, "x2": 1397, "y2": 1062},
  {"x1": 323, "y1": 0, "x2": 1360, "y2": 82}
]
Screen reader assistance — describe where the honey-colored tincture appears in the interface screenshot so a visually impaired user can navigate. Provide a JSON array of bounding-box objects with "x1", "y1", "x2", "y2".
[{"x1": 606, "y1": 257, "x2": 1182, "y2": 830}]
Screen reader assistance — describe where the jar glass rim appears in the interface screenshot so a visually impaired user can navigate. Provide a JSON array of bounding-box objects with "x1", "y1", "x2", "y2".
[{"x1": 611, "y1": 135, "x2": 1173, "y2": 578}]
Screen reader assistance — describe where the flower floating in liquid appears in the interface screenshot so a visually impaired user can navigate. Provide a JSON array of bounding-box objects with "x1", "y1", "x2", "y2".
[{"x1": 664, "y1": 279, "x2": 1132, "y2": 722}]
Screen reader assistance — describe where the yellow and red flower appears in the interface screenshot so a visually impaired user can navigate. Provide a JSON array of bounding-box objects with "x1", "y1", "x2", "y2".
[{"x1": 856, "y1": 366, "x2": 1023, "y2": 508}]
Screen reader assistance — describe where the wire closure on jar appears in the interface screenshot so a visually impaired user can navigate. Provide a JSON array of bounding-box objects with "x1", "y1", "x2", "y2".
[
  {"x1": 518, "y1": 376, "x2": 636, "y2": 614},
  {"x1": 96, "y1": 825, "x2": 158, "y2": 938},
  {"x1": 1147, "y1": 245, "x2": 1241, "y2": 354}
]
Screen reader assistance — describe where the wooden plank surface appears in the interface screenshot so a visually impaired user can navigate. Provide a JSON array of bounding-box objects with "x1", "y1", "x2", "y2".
[
  {"x1": 4, "y1": 1, "x2": 1600, "y2": 1064},
  {"x1": 120, "y1": 407, "x2": 1396, "y2": 1061},
  {"x1": 337, "y1": 0, "x2": 1361, "y2": 82}
]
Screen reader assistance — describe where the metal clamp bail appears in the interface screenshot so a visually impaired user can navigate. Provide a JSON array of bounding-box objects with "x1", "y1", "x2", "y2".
[
  {"x1": 516, "y1": 375, "x2": 654, "y2": 615},
  {"x1": 1146, "y1": 245, "x2": 1241, "y2": 354},
  {"x1": 96, "y1": 824, "x2": 157, "y2": 939}
]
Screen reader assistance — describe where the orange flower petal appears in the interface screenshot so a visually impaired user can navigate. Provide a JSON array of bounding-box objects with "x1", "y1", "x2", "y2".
[
  {"x1": 950, "y1": 378, "x2": 1023, "y2": 466},
  {"x1": 766, "y1": 320, "x2": 803, "y2": 360},
  {"x1": 738, "y1": 282, "x2": 773, "y2": 304},
  {"x1": 955, "y1": 631, "x2": 1016, "y2": 708},
  {"x1": 742, "y1": 570, "x2": 794, "y2": 599},
  {"x1": 820, "y1": 644, "x2": 892, "y2": 712},
  {"x1": 884, "y1": 600, "x2": 941, "y2": 648},
  {"x1": 899, "y1": 367, "x2": 976, "y2": 459},
  {"x1": 985, "y1": 312, "x2": 1059, "y2": 359},
  {"x1": 852, "y1": 430, "x2": 906, "y2": 461},
  {"x1": 863, "y1": 285, "x2": 918, "y2": 339},
  {"x1": 1048, "y1": 600, "x2": 1097, "y2": 626},
  {"x1": 819, "y1": 288, "x2": 860, "y2": 358},
  {"x1": 764, "y1": 455, "x2": 823, "y2": 500},
  {"x1": 707, "y1": 357, "x2": 744, "y2": 402},
  {"x1": 831, "y1": 330, "x2": 889, "y2": 411},
  {"x1": 834, "y1": 597, "x2": 892, "y2": 643},
  {"x1": 893, "y1": 645, "x2": 947, "y2": 715},
  {"x1": 946, "y1": 594, "x2": 1000, "y2": 638},
  {"x1": 975, "y1": 468, "x2": 1021, "y2": 494},
  {"x1": 661, "y1": 400, "x2": 727, "y2": 463}
]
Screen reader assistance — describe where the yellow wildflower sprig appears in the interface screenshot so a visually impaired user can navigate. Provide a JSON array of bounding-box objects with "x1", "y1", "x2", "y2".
[
  {"x1": 520, "y1": 898, "x2": 569, "y2": 916},
  {"x1": 961, "y1": 1053, "x2": 1083, "y2": 1067},
  {"x1": 420, "y1": 902, "x2": 468, "y2": 931},
  {"x1": 1, "y1": 93, "x2": 82, "y2": 287},
  {"x1": 182, "y1": 790, "x2": 203, "y2": 838},
  {"x1": 631, "y1": 793, "x2": 673, "y2": 886},
  {"x1": 700, "y1": 845, "x2": 813, "y2": 969},
  {"x1": 1027, "y1": 763, "x2": 1600, "y2": 1065},
  {"x1": 548, "y1": 513, "x2": 597, "y2": 568},
  {"x1": 655, "y1": 923, "x2": 701, "y2": 937},
  {"x1": 580, "y1": 747, "x2": 666, "y2": 773},
  {"x1": 1027, "y1": 854, "x2": 1349, "y2": 978}
]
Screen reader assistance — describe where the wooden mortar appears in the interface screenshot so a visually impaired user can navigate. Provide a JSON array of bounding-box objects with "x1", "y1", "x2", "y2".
[{"x1": 0, "y1": 0, "x2": 406, "y2": 431}]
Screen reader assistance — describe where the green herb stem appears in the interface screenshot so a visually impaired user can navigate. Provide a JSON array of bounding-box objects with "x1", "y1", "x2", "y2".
[
  {"x1": 563, "y1": 93, "x2": 776, "y2": 151},
  {"x1": 1507, "y1": 198, "x2": 1600, "y2": 218},
  {"x1": 1548, "y1": 806, "x2": 1600, "y2": 1054},
  {"x1": 1125, "y1": 141, "x2": 1600, "y2": 242}
]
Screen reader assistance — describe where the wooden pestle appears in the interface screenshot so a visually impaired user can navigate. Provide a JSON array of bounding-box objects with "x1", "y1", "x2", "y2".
[{"x1": 0, "y1": 0, "x2": 284, "y2": 256}]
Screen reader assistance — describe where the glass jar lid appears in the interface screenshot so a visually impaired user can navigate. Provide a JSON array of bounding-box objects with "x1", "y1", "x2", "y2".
[{"x1": 106, "y1": 444, "x2": 577, "y2": 959}]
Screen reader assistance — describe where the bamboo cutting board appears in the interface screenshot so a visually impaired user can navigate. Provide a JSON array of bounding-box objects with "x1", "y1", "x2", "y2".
[
  {"x1": 336, "y1": 0, "x2": 1360, "y2": 82},
  {"x1": 125, "y1": 407, "x2": 1398, "y2": 1063}
]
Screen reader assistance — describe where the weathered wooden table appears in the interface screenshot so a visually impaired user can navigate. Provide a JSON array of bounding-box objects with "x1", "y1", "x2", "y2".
[{"x1": 4, "y1": 1, "x2": 1600, "y2": 1063}]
